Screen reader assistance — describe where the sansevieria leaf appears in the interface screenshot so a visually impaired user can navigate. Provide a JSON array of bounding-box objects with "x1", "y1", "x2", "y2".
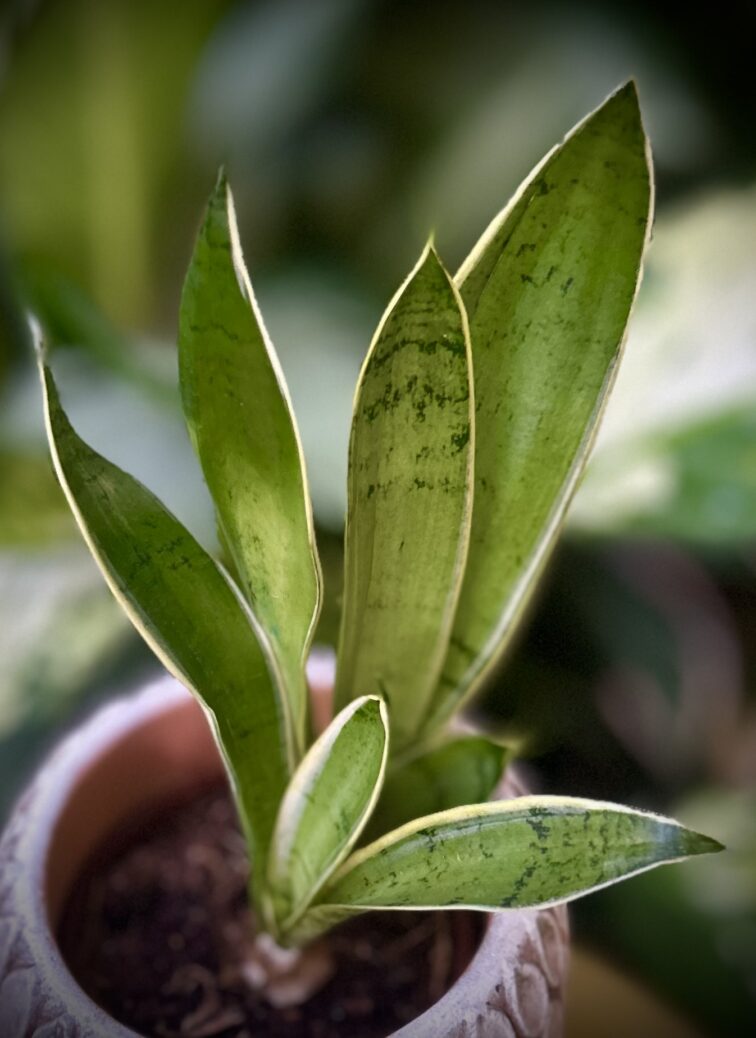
[
  {"x1": 432, "y1": 82, "x2": 653, "y2": 729},
  {"x1": 365, "y1": 736, "x2": 507, "y2": 841},
  {"x1": 268, "y1": 695, "x2": 389, "y2": 937},
  {"x1": 335, "y1": 244, "x2": 474, "y2": 750},
  {"x1": 179, "y1": 172, "x2": 321, "y2": 755},
  {"x1": 38, "y1": 357, "x2": 292, "y2": 896},
  {"x1": 291, "y1": 796, "x2": 722, "y2": 943}
]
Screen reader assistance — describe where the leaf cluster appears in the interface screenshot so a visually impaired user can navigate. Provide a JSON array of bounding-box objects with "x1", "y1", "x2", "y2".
[{"x1": 38, "y1": 84, "x2": 721, "y2": 947}]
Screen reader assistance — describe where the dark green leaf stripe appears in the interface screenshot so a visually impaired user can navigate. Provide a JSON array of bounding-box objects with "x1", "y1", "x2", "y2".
[
  {"x1": 291, "y1": 796, "x2": 721, "y2": 942},
  {"x1": 179, "y1": 172, "x2": 321, "y2": 754},
  {"x1": 364, "y1": 736, "x2": 507, "y2": 841},
  {"x1": 39, "y1": 360, "x2": 292, "y2": 893},
  {"x1": 268, "y1": 696, "x2": 389, "y2": 935},
  {"x1": 335, "y1": 245, "x2": 474, "y2": 750},
  {"x1": 433, "y1": 82, "x2": 653, "y2": 728}
]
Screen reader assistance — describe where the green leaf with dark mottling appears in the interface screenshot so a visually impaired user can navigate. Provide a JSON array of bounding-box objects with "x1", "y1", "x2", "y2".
[
  {"x1": 432, "y1": 82, "x2": 653, "y2": 729},
  {"x1": 334, "y1": 244, "x2": 474, "y2": 751},
  {"x1": 38, "y1": 359, "x2": 292, "y2": 903},
  {"x1": 179, "y1": 172, "x2": 321, "y2": 755},
  {"x1": 268, "y1": 696, "x2": 389, "y2": 937},
  {"x1": 364, "y1": 736, "x2": 508, "y2": 842},
  {"x1": 291, "y1": 796, "x2": 722, "y2": 943}
]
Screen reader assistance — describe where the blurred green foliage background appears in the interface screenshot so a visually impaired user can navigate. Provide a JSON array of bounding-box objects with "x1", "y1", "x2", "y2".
[{"x1": 1, "y1": 1, "x2": 755, "y2": 1034}]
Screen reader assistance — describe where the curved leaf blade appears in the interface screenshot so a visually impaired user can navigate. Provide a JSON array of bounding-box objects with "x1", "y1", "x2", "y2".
[
  {"x1": 335, "y1": 244, "x2": 474, "y2": 749},
  {"x1": 179, "y1": 172, "x2": 321, "y2": 753},
  {"x1": 268, "y1": 695, "x2": 389, "y2": 935},
  {"x1": 294, "y1": 796, "x2": 722, "y2": 943},
  {"x1": 434, "y1": 82, "x2": 653, "y2": 727},
  {"x1": 39, "y1": 359, "x2": 292, "y2": 888},
  {"x1": 364, "y1": 736, "x2": 507, "y2": 841}
]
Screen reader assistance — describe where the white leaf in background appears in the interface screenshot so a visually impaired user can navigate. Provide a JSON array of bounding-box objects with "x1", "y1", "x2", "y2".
[{"x1": 572, "y1": 185, "x2": 756, "y2": 540}]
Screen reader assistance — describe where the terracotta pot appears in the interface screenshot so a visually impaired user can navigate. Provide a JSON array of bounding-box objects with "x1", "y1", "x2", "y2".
[{"x1": 0, "y1": 670, "x2": 569, "y2": 1037}]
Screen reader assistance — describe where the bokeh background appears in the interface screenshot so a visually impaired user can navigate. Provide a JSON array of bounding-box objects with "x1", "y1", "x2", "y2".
[{"x1": 1, "y1": 1, "x2": 755, "y2": 1034}]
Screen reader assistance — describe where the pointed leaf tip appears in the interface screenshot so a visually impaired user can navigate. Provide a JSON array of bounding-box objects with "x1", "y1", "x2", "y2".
[
  {"x1": 28, "y1": 313, "x2": 45, "y2": 361},
  {"x1": 213, "y1": 165, "x2": 229, "y2": 194},
  {"x1": 615, "y1": 78, "x2": 640, "y2": 101},
  {"x1": 597, "y1": 79, "x2": 644, "y2": 129},
  {"x1": 416, "y1": 237, "x2": 444, "y2": 274},
  {"x1": 682, "y1": 828, "x2": 725, "y2": 857}
]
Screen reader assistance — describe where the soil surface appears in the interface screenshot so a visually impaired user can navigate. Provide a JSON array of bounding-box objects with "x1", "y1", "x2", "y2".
[{"x1": 60, "y1": 787, "x2": 483, "y2": 1037}]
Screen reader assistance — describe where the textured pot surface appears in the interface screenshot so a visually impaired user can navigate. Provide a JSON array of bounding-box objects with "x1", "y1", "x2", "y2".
[{"x1": 0, "y1": 675, "x2": 568, "y2": 1037}]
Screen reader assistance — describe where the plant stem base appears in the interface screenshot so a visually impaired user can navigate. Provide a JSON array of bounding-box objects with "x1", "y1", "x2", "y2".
[{"x1": 60, "y1": 787, "x2": 484, "y2": 1037}]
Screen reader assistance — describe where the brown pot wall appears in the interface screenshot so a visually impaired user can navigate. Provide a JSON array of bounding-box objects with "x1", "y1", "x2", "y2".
[{"x1": 0, "y1": 674, "x2": 569, "y2": 1037}]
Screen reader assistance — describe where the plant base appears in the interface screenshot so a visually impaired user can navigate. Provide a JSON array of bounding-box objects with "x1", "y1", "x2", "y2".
[
  {"x1": 61, "y1": 787, "x2": 484, "y2": 1037},
  {"x1": 0, "y1": 677, "x2": 569, "y2": 1037}
]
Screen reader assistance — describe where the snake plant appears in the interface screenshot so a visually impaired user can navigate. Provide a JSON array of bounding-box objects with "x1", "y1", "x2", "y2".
[{"x1": 38, "y1": 82, "x2": 721, "y2": 949}]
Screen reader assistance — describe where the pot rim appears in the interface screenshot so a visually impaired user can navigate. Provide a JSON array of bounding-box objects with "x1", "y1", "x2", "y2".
[
  {"x1": 4, "y1": 676, "x2": 191, "y2": 1038},
  {"x1": 1, "y1": 665, "x2": 568, "y2": 1038}
]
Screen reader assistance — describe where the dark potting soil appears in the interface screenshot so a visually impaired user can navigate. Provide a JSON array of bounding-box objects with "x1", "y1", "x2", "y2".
[{"x1": 59, "y1": 787, "x2": 484, "y2": 1037}]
